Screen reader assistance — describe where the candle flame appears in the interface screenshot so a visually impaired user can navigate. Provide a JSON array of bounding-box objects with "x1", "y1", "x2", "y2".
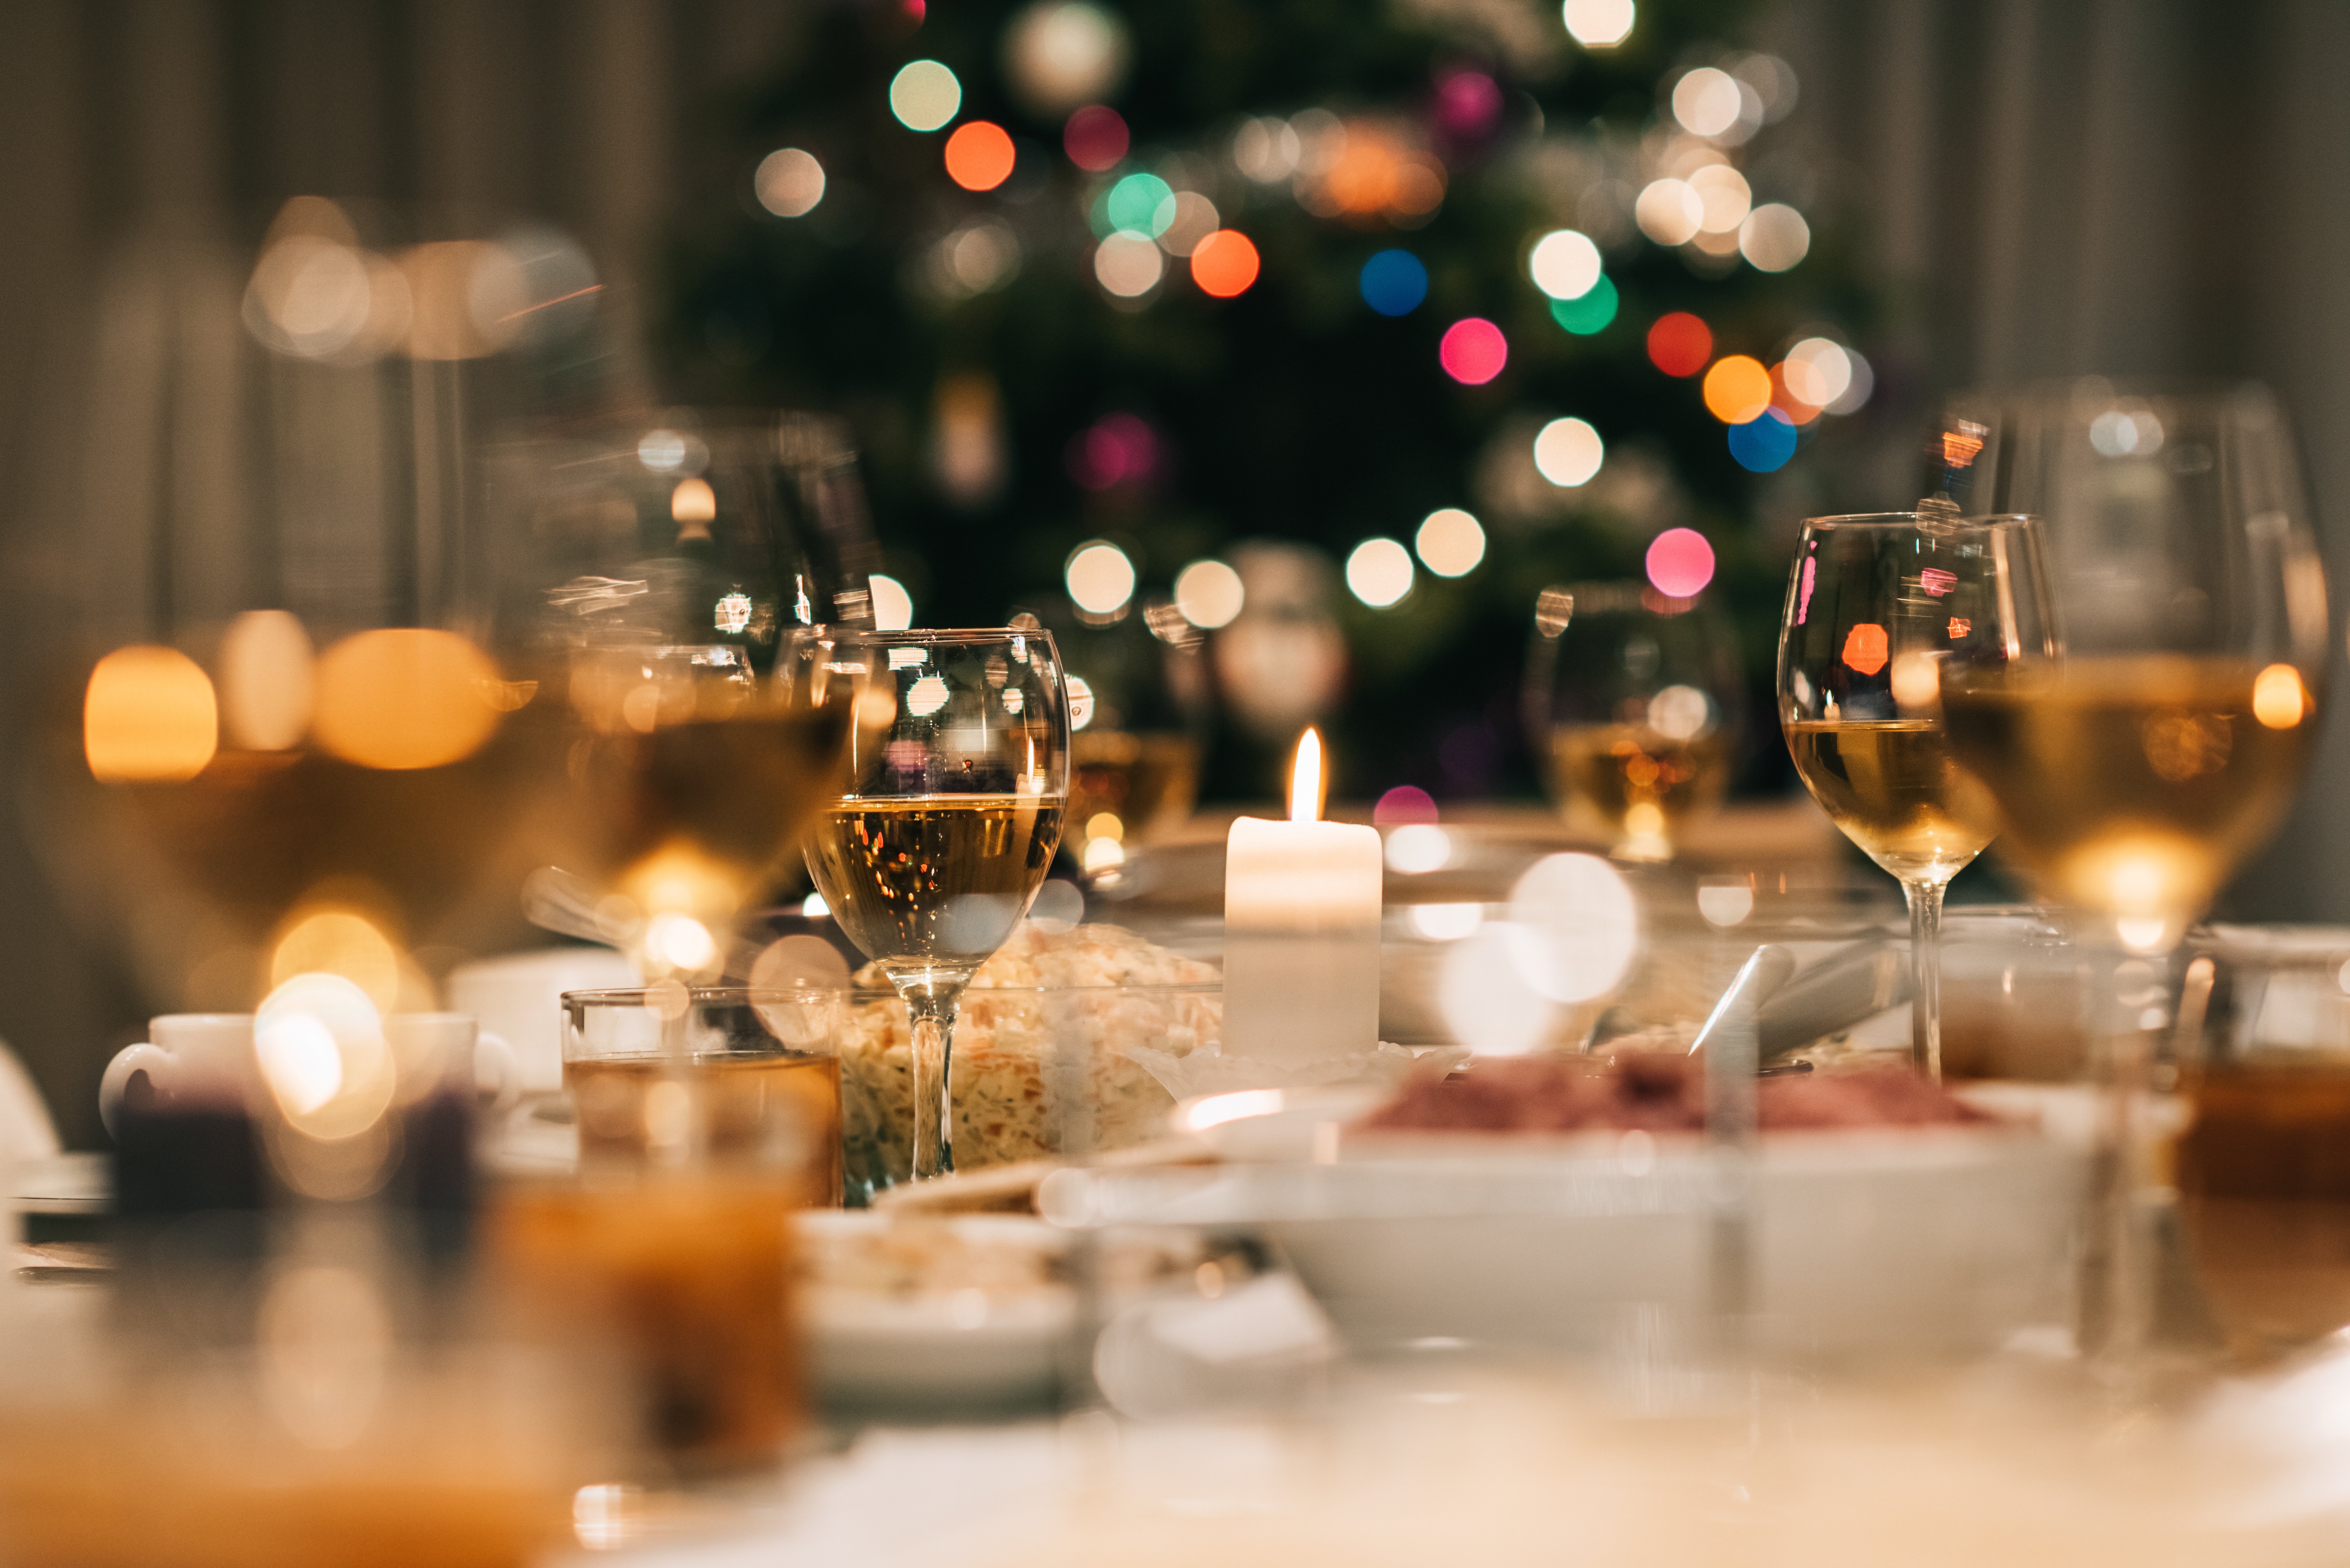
[{"x1": 1288, "y1": 728, "x2": 1323, "y2": 823}]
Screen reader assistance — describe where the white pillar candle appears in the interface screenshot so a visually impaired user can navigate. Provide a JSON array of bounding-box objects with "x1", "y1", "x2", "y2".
[{"x1": 1222, "y1": 731, "x2": 1383, "y2": 1067}]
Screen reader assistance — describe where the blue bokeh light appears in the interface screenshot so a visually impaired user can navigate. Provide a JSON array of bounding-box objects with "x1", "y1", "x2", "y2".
[
  {"x1": 1360, "y1": 249, "x2": 1428, "y2": 316},
  {"x1": 1728, "y1": 408, "x2": 1800, "y2": 472}
]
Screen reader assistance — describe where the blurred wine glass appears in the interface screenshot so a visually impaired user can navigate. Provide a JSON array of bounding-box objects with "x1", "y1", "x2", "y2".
[
  {"x1": 1017, "y1": 591, "x2": 1208, "y2": 878},
  {"x1": 30, "y1": 196, "x2": 879, "y2": 1049},
  {"x1": 1523, "y1": 583, "x2": 1742, "y2": 861},
  {"x1": 1777, "y1": 512, "x2": 2054, "y2": 1078},
  {"x1": 802, "y1": 629, "x2": 1070, "y2": 1181},
  {"x1": 1931, "y1": 380, "x2": 2329, "y2": 1359}
]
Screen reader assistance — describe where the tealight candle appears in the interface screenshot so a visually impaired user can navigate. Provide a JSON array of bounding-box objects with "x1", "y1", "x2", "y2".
[{"x1": 1222, "y1": 730, "x2": 1383, "y2": 1067}]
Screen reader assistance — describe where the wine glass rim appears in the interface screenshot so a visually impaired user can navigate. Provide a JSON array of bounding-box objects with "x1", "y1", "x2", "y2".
[
  {"x1": 1798, "y1": 510, "x2": 2036, "y2": 530},
  {"x1": 827, "y1": 625, "x2": 1060, "y2": 647},
  {"x1": 560, "y1": 982, "x2": 1223, "y2": 1003}
]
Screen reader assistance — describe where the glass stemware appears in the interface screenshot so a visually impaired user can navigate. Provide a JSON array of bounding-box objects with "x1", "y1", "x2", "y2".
[
  {"x1": 1776, "y1": 513, "x2": 2056, "y2": 1078},
  {"x1": 802, "y1": 629, "x2": 1070, "y2": 1181},
  {"x1": 1524, "y1": 583, "x2": 1744, "y2": 862},
  {"x1": 1929, "y1": 382, "x2": 2329, "y2": 1359}
]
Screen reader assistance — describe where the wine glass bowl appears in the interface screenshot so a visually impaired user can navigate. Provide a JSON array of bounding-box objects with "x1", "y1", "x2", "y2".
[
  {"x1": 1523, "y1": 583, "x2": 1743, "y2": 862},
  {"x1": 801, "y1": 628, "x2": 1071, "y2": 1180},
  {"x1": 1777, "y1": 512, "x2": 2055, "y2": 1077}
]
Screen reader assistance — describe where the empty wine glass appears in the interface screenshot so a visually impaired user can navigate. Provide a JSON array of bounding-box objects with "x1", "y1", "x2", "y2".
[
  {"x1": 802, "y1": 629, "x2": 1070, "y2": 1180},
  {"x1": 1524, "y1": 583, "x2": 1743, "y2": 861}
]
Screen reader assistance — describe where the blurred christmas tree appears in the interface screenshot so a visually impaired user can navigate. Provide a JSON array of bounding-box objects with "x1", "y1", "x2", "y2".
[{"x1": 655, "y1": 0, "x2": 1893, "y2": 810}]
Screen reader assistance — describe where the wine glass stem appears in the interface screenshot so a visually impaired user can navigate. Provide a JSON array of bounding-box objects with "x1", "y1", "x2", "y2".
[
  {"x1": 904, "y1": 986, "x2": 965, "y2": 1181},
  {"x1": 1903, "y1": 878, "x2": 1946, "y2": 1080}
]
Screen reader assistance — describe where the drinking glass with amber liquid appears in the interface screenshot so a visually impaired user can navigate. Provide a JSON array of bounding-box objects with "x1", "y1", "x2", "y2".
[
  {"x1": 1524, "y1": 583, "x2": 1742, "y2": 861},
  {"x1": 803, "y1": 628, "x2": 1070, "y2": 1182},
  {"x1": 1777, "y1": 512, "x2": 2055, "y2": 1078}
]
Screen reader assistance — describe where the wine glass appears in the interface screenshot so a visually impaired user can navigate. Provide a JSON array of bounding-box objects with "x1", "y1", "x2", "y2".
[
  {"x1": 802, "y1": 629, "x2": 1070, "y2": 1180},
  {"x1": 1777, "y1": 512, "x2": 2056, "y2": 1078},
  {"x1": 1524, "y1": 583, "x2": 1743, "y2": 861},
  {"x1": 1929, "y1": 383, "x2": 2329, "y2": 1361}
]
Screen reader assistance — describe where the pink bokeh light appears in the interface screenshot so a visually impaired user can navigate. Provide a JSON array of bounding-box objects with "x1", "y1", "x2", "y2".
[
  {"x1": 1645, "y1": 527, "x2": 1716, "y2": 598},
  {"x1": 1438, "y1": 318, "x2": 1507, "y2": 385},
  {"x1": 1063, "y1": 105, "x2": 1129, "y2": 172},
  {"x1": 1373, "y1": 785, "x2": 1439, "y2": 825},
  {"x1": 1433, "y1": 70, "x2": 1503, "y2": 139},
  {"x1": 1067, "y1": 413, "x2": 1159, "y2": 490}
]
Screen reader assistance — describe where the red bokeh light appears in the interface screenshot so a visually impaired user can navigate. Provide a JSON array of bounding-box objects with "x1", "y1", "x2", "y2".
[
  {"x1": 943, "y1": 121, "x2": 1016, "y2": 191},
  {"x1": 1063, "y1": 105, "x2": 1129, "y2": 172},
  {"x1": 1438, "y1": 318, "x2": 1507, "y2": 385},
  {"x1": 1646, "y1": 312, "x2": 1712, "y2": 377},
  {"x1": 1645, "y1": 527, "x2": 1716, "y2": 598},
  {"x1": 1189, "y1": 230, "x2": 1260, "y2": 297}
]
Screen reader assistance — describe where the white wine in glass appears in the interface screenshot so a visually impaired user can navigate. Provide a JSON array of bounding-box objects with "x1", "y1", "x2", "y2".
[
  {"x1": 803, "y1": 629, "x2": 1070, "y2": 1181},
  {"x1": 1777, "y1": 512, "x2": 2055, "y2": 1078}
]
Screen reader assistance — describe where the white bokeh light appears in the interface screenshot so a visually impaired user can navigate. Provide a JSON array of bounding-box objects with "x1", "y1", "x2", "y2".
[
  {"x1": 1561, "y1": 0, "x2": 1636, "y2": 48},
  {"x1": 754, "y1": 148, "x2": 826, "y2": 217},
  {"x1": 1739, "y1": 203, "x2": 1811, "y2": 271},
  {"x1": 1533, "y1": 417, "x2": 1605, "y2": 487},
  {"x1": 1065, "y1": 540, "x2": 1138, "y2": 616},
  {"x1": 869, "y1": 574, "x2": 914, "y2": 631},
  {"x1": 1528, "y1": 229, "x2": 1603, "y2": 300},
  {"x1": 1414, "y1": 508, "x2": 1486, "y2": 577},
  {"x1": 1672, "y1": 67, "x2": 1744, "y2": 138},
  {"x1": 1437, "y1": 923, "x2": 1557, "y2": 1055},
  {"x1": 1385, "y1": 823, "x2": 1453, "y2": 874},
  {"x1": 1173, "y1": 558, "x2": 1245, "y2": 628},
  {"x1": 1094, "y1": 233, "x2": 1165, "y2": 297},
  {"x1": 1504, "y1": 853, "x2": 1639, "y2": 1003},
  {"x1": 1634, "y1": 178, "x2": 1704, "y2": 246},
  {"x1": 1687, "y1": 164, "x2": 1751, "y2": 234},
  {"x1": 1783, "y1": 337, "x2": 1853, "y2": 407},
  {"x1": 889, "y1": 60, "x2": 963, "y2": 132},
  {"x1": 1345, "y1": 537, "x2": 1415, "y2": 608}
]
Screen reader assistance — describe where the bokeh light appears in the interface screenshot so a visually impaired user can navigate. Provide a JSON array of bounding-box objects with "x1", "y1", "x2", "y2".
[
  {"x1": 1107, "y1": 172, "x2": 1175, "y2": 235},
  {"x1": 1672, "y1": 68, "x2": 1744, "y2": 138},
  {"x1": 1688, "y1": 164, "x2": 1751, "y2": 233},
  {"x1": 1701, "y1": 355, "x2": 1772, "y2": 423},
  {"x1": 1532, "y1": 417, "x2": 1604, "y2": 487},
  {"x1": 1548, "y1": 274, "x2": 1617, "y2": 335},
  {"x1": 1433, "y1": 70, "x2": 1503, "y2": 140},
  {"x1": 1646, "y1": 312, "x2": 1712, "y2": 375},
  {"x1": 1415, "y1": 508, "x2": 1486, "y2": 576},
  {"x1": 84, "y1": 645, "x2": 218, "y2": 782},
  {"x1": 1739, "y1": 204, "x2": 1811, "y2": 271},
  {"x1": 1385, "y1": 823, "x2": 1453, "y2": 874},
  {"x1": 1064, "y1": 104, "x2": 1129, "y2": 171},
  {"x1": 2254, "y1": 663, "x2": 2308, "y2": 729},
  {"x1": 1438, "y1": 317, "x2": 1507, "y2": 384},
  {"x1": 1826, "y1": 347, "x2": 1874, "y2": 413},
  {"x1": 1002, "y1": 2, "x2": 1131, "y2": 116},
  {"x1": 1174, "y1": 558, "x2": 1245, "y2": 628},
  {"x1": 889, "y1": 60, "x2": 963, "y2": 132},
  {"x1": 219, "y1": 609, "x2": 314, "y2": 752},
  {"x1": 1374, "y1": 784, "x2": 1439, "y2": 825},
  {"x1": 1645, "y1": 528, "x2": 1716, "y2": 597},
  {"x1": 1781, "y1": 337, "x2": 1853, "y2": 407},
  {"x1": 1189, "y1": 230, "x2": 1260, "y2": 297},
  {"x1": 1068, "y1": 412, "x2": 1158, "y2": 488},
  {"x1": 1634, "y1": 179, "x2": 1703, "y2": 246},
  {"x1": 1528, "y1": 229, "x2": 1602, "y2": 299},
  {"x1": 1095, "y1": 232, "x2": 1164, "y2": 296},
  {"x1": 1345, "y1": 537, "x2": 1415, "y2": 607},
  {"x1": 869, "y1": 574, "x2": 914, "y2": 631},
  {"x1": 754, "y1": 148, "x2": 826, "y2": 216},
  {"x1": 1767, "y1": 364, "x2": 1823, "y2": 426},
  {"x1": 670, "y1": 477, "x2": 716, "y2": 524},
  {"x1": 1359, "y1": 249, "x2": 1428, "y2": 315},
  {"x1": 1506, "y1": 853, "x2": 1638, "y2": 1003},
  {"x1": 1065, "y1": 540, "x2": 1138, "y2": 616},
  {"x1": 1728, "y1": 407, "x2": 1799, "y2": 471},
  {"x1": 311, "y1": 629, "x2": 500, "y2": 771},
  {"x1": 943, "y1": 121, "x2": 1016, "y2": 190},
  {"x1": 1439, "y1": 924, "x2": 1556, "y2": 1055},
  {"x1": 1562, "y1": 0, "x2": 1636, "y2": 48},
  {"x1": 1156, "y1": 191, "x2": 1220, "y2": 256},
  {"x1": 1233, "y1": 117, "x2": 1302, "y2": 182}
]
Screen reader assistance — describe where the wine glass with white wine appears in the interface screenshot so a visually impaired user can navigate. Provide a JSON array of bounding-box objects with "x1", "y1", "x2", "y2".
[
  {"x1": 1777, "y1": 512, "x2": 2057, "y2": 1078},
  {"x1": 803, "y1": 629, "x2": 1070, "y2": 1181}
]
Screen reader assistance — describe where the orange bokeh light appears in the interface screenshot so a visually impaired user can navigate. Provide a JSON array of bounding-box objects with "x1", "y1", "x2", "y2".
[
  {"x1": 312, "y1": 628, "x2": 502, "y2": 771},
  {"x1": 1701, "y1": 356, "x2": 1772, "y2": 424},
  {"x1": 1190, "y1": 230, "x2": 1261, "y2": 297},
  {"x1": 943, "y1": 120, "x2": 1016, "y2": 192},
  {"x1": 1768, "y1": 363, "x2": 1823, "y2": 425},
  {"x1": 1841, "y1": 623, "x2": 1890, "y2": 677},
  {"x1": 85, "y1": 645, "x2": 218, "y2": 782},
  {"x1": 1646, "y1": 312, "x2": 1711, "y2": 377}
]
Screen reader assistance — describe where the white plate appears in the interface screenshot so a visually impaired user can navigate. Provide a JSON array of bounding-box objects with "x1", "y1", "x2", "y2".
[{"x1": 797, "y1": 1212, "x2": 1074, "y2": 1412}]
